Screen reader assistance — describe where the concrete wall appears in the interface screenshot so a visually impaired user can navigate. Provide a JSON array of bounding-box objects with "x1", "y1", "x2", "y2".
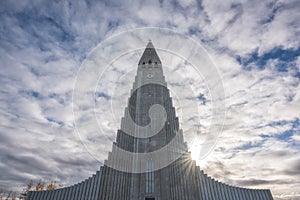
[{"x1": 27, "y1": 168, "x2": 103, "y2": 200}]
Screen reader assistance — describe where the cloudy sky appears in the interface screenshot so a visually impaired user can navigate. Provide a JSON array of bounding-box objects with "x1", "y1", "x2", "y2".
[{"x1": 0, "y1": 0, "x2": 299, "y2": 199}]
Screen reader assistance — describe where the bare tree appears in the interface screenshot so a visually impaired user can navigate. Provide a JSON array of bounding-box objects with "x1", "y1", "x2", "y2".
[
  {"x1": 35, "y1": 179, "x2": 44, "y2": 191},
  {"x1": 20, "y1": 180, "x2": 34, "y2": 199},
  {"x1": 46, "y1": 181, "x2": 56, "y2": 190}
]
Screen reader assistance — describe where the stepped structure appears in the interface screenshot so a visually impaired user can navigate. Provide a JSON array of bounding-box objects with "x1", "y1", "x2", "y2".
[{"x1": 27, "y1": 42, "x2": 274, "y2": 200}]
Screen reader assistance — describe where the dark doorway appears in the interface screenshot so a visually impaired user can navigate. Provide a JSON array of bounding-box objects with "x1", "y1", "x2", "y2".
[{"x1": 145, "y1": 198, "x2": 155, "y2": 200}]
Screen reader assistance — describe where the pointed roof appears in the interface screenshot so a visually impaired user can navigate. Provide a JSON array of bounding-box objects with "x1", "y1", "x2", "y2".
[{"x1": 138, "y1": 41, "x2": 162, "y2": 65}]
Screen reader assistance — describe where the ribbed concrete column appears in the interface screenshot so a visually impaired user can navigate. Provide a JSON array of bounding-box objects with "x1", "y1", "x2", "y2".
[
  {"x1": 100, "y1": 166, "x2": 110, "y2": 200},
  {"x1": 245, "y1": 189, "x2": 251, "y2": 200},
  {"x1": 48, "y1": 190, "x2": 53, "y2": 200},
  {"x1": 33, "y1": 191, "x2": 38, "y2": 200},
  {"x1": 75, "y1": 183, "x2": 81, "y2": 200},
  {"x1": 87, "y1": 176, "x2": 94, "y2": 200},
  {"x1": 242, "y1": 188, "x2": 248, "y2": 199},
  {"x1": 198, "y1": 170, "x2": 206, "y2": 200},
  {"x1": 79, "y1": 182, "x2": 84, "y2": 200},
  {"x1": 43, "y1": 190, "x2": 48, "y2": 200},
  {"x1": 222, "y1": 185, "x2": 228, "y2": 200},
  {"x1": 54, "y1": 189, "x2": 59, "y2": 200},
  {"x1": 242, "y1": 189, "x2": 248, "y2": 200},
  {"x1": 216, "y1": 182, "x2": 222, "y2": 200},
  {"x1": 58, "y1": 189, "x2": 63, "y2": 200},
  {"x1": 250, "y1": 189, "x2": 257, "y2": 200},
  {"x1": 56, "y1": 189, "x2": 61, "y2": 200},
  {"x1": 56, "y1": 189, "x2": 62, "y2": 200},
  {"x1": 259, "y1": 190, "x2": 264, "y2": 200},
  {"x1": 27, "y1": 191, "x2": 32, "y2": 200},
  {"x1": 267, "y1": 190, "x2": 274, "y2": 200},
  {"x1": 66, "y1": 187, "x2": 71, "y2": 200},
  {"x1": 201, "y1": 171, "x2": 209, "y2": 200},
  {"x1": 220, "y1": 183, "x2": 226, "y2": 200},
  {"x1": 54, "y1": 189, "x2": 58, "y2": 200},
  {"x1": 61, "y1": 188, "x2": 66, "y2": 200},
  {"x1": 75, "y1": 184, "x2": 81, "y2": 200},
  {"x1": 254, "y1": 189, "x2": 261, "y2": 200},
  {"x1": 243, "y1": 189, "x2": 248, "y2": 200},
  {"x1": 47, "y1": 190, "x2": 54, "y2": 200},
  {"x1": 206, "y1": 177, "x2": 214, "y2": 199},
  {"x1": 92, "y1": 174, "x2": 98, "y2": 200},
  {"x1": 76, "y1": 184, "x2": 81, "y2": 200},
  {"x1": 236, "y1": 187, "x2": 243, "y2": 200},
  {"x1": 95, "y1": 171, "x2": 102, "y2": 199},
  {"x1": 262, "y1": 189, "x2": 269, "y2": 200},
  {"x1": 85, "y1": 179, "x2": 90, "y2": 199},
  {"x1": 71, "y1": 185, "x2": 76, "y2": 200},
  {"x1": 63, "y1": 187, "x2": 68, "y2": 200},
  {"x1": 88, "y1": 177, "x2": 93, "y2": 199},
  {"x1": 72, "y1": 186, "x2": 78, "y2": 200},
  {"x1": 256, "y1": 190, "x2": 263, "y2": 200},
  {"x1": 233, "y1": 186, "x2": 240, "y2": 200},
  {"x1": 42, "y1": 191, "x2": 47, "y2": 199},
  {"x1": 46, "y1": 190, "x2": 51, "y2": 200},
  {"x1": 232, "y1": 187, "x2": 237, "y2": 200},
  {"x1": 51, "y1": 189, "x2": 58, "y2": 200},
  {"x1": 99, "y1": 168, "x2": 105, "y2": 199},
  {"x1": 179, "y1": 161, "x2": 185, "y2": 200},
  {"x1": 210, "y1": 178, "x2": 216, "y2": 199},
  {"x1": 39, "y1": 191, "x2": 44, "y2": 200},
  {"x1": 36, "y1": 191, "x2": 41, "y2": 200},
  {"x1": 215, "y1": 182, "x2": 223, "y2": 200},
  {"x1": 228, "y1": 186, "x2": 234, "y2": 200},
  {"x1": 115, "y1": 171, "x2": 120, "y2": 200},
  {"x1": 80, "y1": 180, "x2": 88, "y2": 200},
  {"x1": 258, "y1": 190, "x2": 263, "y2": 199},
  {"x1": 33, "y1": 191, "x2": 39, "y2": 200},
  {"x1": 109, "y1": 169, "x2": 116, "y2": 199},
  {"x1": 225, "y1": 184, "x2": 233, "y2": 200},
  {"x1": 230, "y1": 186, "x2": 236, "y2": 200},
  {"x1": 252, "y1": 189, "x2": 258, "y2": 200},
  {"x1": 250, "y1": 189, "x2": 256, "y2": 199},
  {"x1": 218, "y1": 182, "x2": 225, "y2": 200},
  {"x1": 39, "y1": 191, "x2": 45, "y2": 199},
  {"x1": 62, "y1": 187, "x2": 68, "y2": 200},
  {"x1": 202, "y1": 174, "x2": 210, "y2": 200},
  {"x1": 225, "y1": 184, "x2": 231, "y2": 200},
  {"x1": 85, "y1": 179, "x2": 91, "y2": 200},
  {"x1": 34, "y1": 191, "x2": 39, "y2": 200}
]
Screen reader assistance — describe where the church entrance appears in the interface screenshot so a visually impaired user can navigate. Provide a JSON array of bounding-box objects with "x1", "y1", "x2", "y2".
[{"x1": 145, "y1": 198, "x2": 155, "y2": 200}]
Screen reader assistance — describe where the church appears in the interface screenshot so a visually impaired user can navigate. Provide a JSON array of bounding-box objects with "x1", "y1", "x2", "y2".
[{"x1": 27, "y1": 42, "x2": 274, "y2": 200}]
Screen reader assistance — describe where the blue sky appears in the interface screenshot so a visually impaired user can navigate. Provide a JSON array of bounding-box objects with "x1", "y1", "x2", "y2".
[{"x1": 0, "y1": 0, "x2": 299, "y2": 199}]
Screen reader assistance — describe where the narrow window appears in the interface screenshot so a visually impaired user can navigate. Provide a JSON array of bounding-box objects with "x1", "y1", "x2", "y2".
[{"x1": 146, "y1": 159, "x2": 154, "y2": 193}]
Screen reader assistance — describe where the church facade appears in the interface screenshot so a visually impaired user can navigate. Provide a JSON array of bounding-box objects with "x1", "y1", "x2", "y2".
[{"x1": 27, "y1": 42, "x2": 274, "y2": 200}]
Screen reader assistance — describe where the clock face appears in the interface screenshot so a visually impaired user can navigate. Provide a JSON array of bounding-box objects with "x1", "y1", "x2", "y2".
[{"x1": 147, "y1": 73, "x2": 153, "y2": 78}]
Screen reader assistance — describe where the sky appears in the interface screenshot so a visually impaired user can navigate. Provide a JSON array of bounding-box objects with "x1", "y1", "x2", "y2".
[{"x1": 0, "y1": 0, "x2": 300, "y2": 199}]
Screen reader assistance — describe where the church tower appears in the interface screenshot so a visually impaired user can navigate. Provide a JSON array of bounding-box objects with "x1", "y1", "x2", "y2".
[{"x1": 27, "y1": 42, "x2": 274, "y2": 200}]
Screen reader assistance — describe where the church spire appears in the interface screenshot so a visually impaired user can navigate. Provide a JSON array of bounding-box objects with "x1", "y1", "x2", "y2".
[{"x1": 138, "y1": 41, "x2": 162, "y2": 66}]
